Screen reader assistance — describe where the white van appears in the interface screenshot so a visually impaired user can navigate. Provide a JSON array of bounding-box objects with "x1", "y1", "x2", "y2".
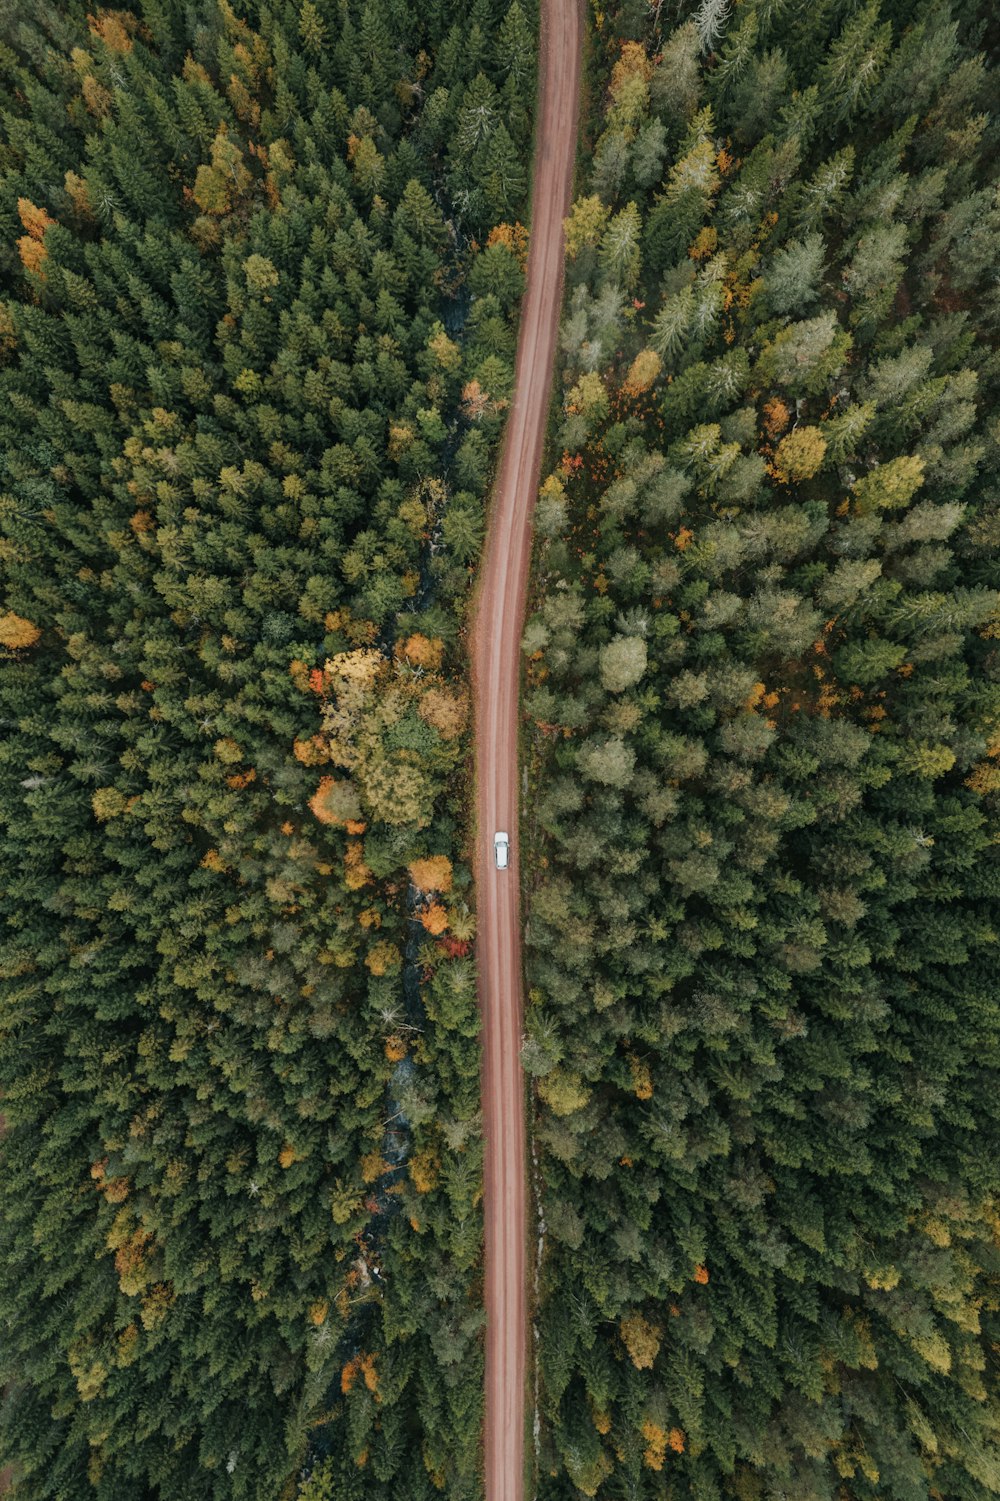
[{"x1": 493, "y1": 832, "x2": 510, "y2": 870}]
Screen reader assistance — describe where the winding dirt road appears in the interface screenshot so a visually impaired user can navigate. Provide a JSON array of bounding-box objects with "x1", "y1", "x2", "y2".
[{"x1": 471, "y1": 2, "x2": 582, "y2": 1497}]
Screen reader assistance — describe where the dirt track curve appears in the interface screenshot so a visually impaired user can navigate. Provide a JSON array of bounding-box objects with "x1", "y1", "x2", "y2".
[{"x1": 471, "y1": 2, "x2": 582, "y2": 1498}]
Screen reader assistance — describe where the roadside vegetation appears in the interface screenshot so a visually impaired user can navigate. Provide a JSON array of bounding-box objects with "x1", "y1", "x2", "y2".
[
  {"x1": 525, "y1": 1, "x2": 1000, "y2": 1496},
  {"x1": 0, "y1": 2, "x2": 535, "y2": 1497}
]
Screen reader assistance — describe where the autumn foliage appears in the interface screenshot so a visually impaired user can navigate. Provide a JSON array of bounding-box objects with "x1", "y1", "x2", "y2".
[
  {"x1": 486, "y1": 219, "x2": 529, "y2": 267},
  {"x1": 622, "y1": 348, "x2": 662, "y2": 396},
  {"x1": 15, "y1": 198, "x2": 54, "y2": 276},
  {"x1": 302, "y1": 644, "x2": 467, "y2": 832},
  {"x1": 762, "y1": 396, "x2": 791, "y2": 437},
  {"x1": 408, "y1": 1147, "x2": 439, "y2": 1194},
  {"x1": 340, "y1": 1352, "x2": 379, "y2": 1397},
  {"x1": 407, "y1": 855, "x2": 453, "y2": 893},
  {"x1": 0, "y1": 610, "x2": 41, "y2": 648},
  {"x1": 308, "y1": 776, "x2": 363, "y2": 826},
  {"x1": 87, "y1": 9, "x2": 137, "y2": 52},
  {"x1": 773, "y1": 424, "x2": 827, "y2": 482},
  {"x1": 364, "y1": 940, "x2": 401, "y2": 976},
  {"x1": 619, "y1": 1312, "x2": 661, "y2": 1370},
  {"x1": 641, "y1": 1421, "x2": 667, "y2": 1470},
  {"x1": 419, "y1": 902, "x2": 449, "y2": 935},
  {"x1": 398, "y1": 632, "x2": 444, "y2": 671}
]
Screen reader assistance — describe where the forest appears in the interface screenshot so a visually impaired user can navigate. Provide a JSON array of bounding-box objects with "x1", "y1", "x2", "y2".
[
  {"x1": 524, "y1": 1, "x2": 1000, "y2": 1498},
  {"x1": 3, "y1": 0, "x2": 1000, "y2": 1499},
  {"x1": 0, "y1": 1, "x2": 534, "y2": 1497}
]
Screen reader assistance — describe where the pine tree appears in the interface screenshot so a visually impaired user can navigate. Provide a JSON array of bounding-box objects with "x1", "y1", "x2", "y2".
[
  {"x1": 0, "y1": 0, "x2": 537, "y2": 1493},
  {"x1": 526, "y1": 6, "x2": 1000, "y2": 1498}
]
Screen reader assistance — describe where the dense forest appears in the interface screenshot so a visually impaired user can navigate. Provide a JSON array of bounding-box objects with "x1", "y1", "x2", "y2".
[
  {"x1": 525, "y1": 1, "x2": 1000, "y2": 1497},
  {"x1": 4, "y1": 0, "x2": 1000, "y2": 1498},
  {"x1": 0, "y1": 1, "x2": 535, "y2": 1497}
]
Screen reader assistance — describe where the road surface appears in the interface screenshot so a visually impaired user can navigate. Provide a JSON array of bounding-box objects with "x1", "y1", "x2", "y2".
[{"x1": 471, "y1": 1, "x2": 582, "y2": 1498}]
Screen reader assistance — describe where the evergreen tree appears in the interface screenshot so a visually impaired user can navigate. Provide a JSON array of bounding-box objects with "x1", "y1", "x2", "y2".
[
  {"x1": 0, "y1": 0, "x2": 537, "y2": 1496},
  {"x1": 529, "y1": 2, "x2": 1000, "y2": 1496}
]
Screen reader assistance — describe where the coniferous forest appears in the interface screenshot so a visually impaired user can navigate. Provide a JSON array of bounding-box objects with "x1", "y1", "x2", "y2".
[
  {"x1": 1, "y1": 1, "x2": 1000, "y2": 1500},
  {"x1": 524, "y1": 1, "x2": 1000, "y2": 1498},
  {"x1": 0, "y1": 1, "x2": 534, "y2": 1497}
]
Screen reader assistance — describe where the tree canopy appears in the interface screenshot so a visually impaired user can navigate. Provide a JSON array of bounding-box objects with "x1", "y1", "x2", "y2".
[
  {"x1": 525, "y1": 2, "x2": 1000, "y2": 1497},
  {"x1": 0, "y1": 1, "x2": 536, "y2": 1497}
]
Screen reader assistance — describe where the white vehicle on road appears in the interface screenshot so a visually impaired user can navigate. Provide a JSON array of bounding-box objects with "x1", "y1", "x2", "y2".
[{"x1": 493, "y1": 832, "x2": 510, "y2": 870}]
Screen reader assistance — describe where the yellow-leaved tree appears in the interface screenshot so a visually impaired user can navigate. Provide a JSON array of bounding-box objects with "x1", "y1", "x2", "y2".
[
  {"x1": 0, "y1": 610, "x2": 41, "y2": 649},
  {"x1": 305, "y1": 641, "x2": 467, "y2": 833},
  {"x1": 620, "y1": 1311, "x2": 662, "y2": 1369}
]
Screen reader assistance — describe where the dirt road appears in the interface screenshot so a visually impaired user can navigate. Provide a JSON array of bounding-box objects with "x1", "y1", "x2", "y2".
[{"x1": 471, "y1": 2, "x2": 582, "y2": 1497}]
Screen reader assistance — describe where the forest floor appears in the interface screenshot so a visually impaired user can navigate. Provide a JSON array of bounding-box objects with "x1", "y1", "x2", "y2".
[{"x1": 471, "y1": 1, "x2": 583, "y2": 1497}]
